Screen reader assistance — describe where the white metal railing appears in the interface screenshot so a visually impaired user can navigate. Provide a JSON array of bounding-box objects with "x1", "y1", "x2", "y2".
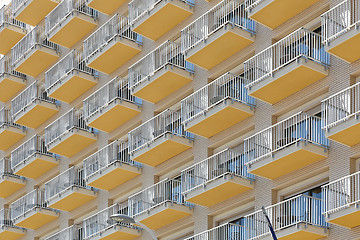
[
  {"x1": 83, "y1": 13, "x2": 142, "y2": 62},
  {"x1": 0, "y1": 107, "x2": 25, "y2": 130},
  {"x1": 322, "y1": 171, "x2": 360, "y2": 216},
  {"x1": 244, "y1": 0, "x2": 263, "y2": 12},
  {"x1": 128, "y1": 178, "x2": 193, "y2": 217},
  {"x1": 83, "y1": 204, "x2": 139, "y2": 239},
  {"x1": 322, "y1": 0, "x2": 360, "y2": 45},
  {"x1": 181, "y1": 148, "x2": 254, "y2": 194},
  {"x1": 185, "y1": 223, "x2": 252, "y2": 240},
  {"x1": 0, "y1": 208, "x2": 15, "y2": 227},
  {"x1": 11, "y1": 135, "x2": 56, "y2": 172},
  {"x1": 128, "y1": 40, "x2": 194, "y2": 90},
  {"x1": 0, "y1": 56, "x2": 26, "y2": 79},
  {"x1": 322, "y1": 81, "x2": 360, "y2": 131},
  {"x1": 244, "y1": 28, "x2": 329, "y2": 89},
  {"x1": 83, "y1": 140, "x2": 142, "y2": 180},
  {"x1": 12, "y1": 26, "x2": 59, "y2": 68},
  {"x1": 44, "y1": 166, "x2": 96, "y2": 202},
  {"x1": 45, "y1": 108, "x2": 95, "y2": 147},
  {"x1": 181, "y1": 0, "x2": 255, "y2": 55},
  {"x1": 45, "y1": 49, "x2": 96, "y2": 93},
  {"x1": 181, "y1": 72, "x2": 255, "y2": 125},
  {"x1": 129, "y1": 0, "x2": 194, "y2": 26},
  {"x1": 0, "y1": 158, "x2": 25, "y2": 182},
  {"x1": 128, "y1": 109, "x2": 193, "y2": 155},
  {"x1": 45, "y1": 0, "x2": 98, "y2": 37},
  {"x1": 46, "y1": 225, "x2": 82, "y2": 240},
  {"x1": 242, "y1": 195, "x2": 328, "y2": 239},
  {"x1": 244, "y1": 112, "x2": 329, "y2": 166},
  {"x1": 83, "y1": 77, "x2": 142, "y2": 122},
  {"x1": 0, "y1": 5, "x2": 26, "y2": 29},
  {"x1": 11, "y1": 81, "x2": 58, "y2": 120}
]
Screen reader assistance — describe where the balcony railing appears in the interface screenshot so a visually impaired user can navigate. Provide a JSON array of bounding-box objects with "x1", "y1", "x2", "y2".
[
  {"x1": 322, "y1": 0, "x2": 360, "y2": 45},
  {"x1": 244, "y1": 0, "x2": 263, "y2": 12},
  {"x1": 46, "y1": 225, "x2": 82, "y2": 240},
  {"x1": 128, "y1": 109, "x2": 193, "y2": 154},
  {"x1": 11, "y1": 26, "x2": 59, "y2": 68},
  {"x1": 45, "y1": 108, "x2": 95, "y2": 147},
  {"x1": 0, "y1": 5, "x2": 26, "y2": 29},
  {"x1": 244, "y1": 112, "x2": 329, "y2": 166},
  {"x1": 11, "y1": 81, "x2": 58, "y2": 120},
  {"x1": 322, "y1": 81, "x2": 360, "y2": 131},
  {"x1": 83, "y1": 13, "x2": 141, "y2": 63},
  {"x1": 44, "y1": 166, "x2": 95, "y2": 202},
  {"x1": 0, "y1": 56, "x2": 26, "y2": 79},
  {"x1": 0, "y1": 208, "x2": 18, "y2": 228},
  {"x1": 322, "y1": 171, "x2": 360, "y2": 216},
  {"x1": 181, "y1": 0, "x2": 255, "y2": 55},
  {"x1": 244, "y1": 28, "x2": 329, "y2": 89},
  {"x1": 181, "y1": 72, "x2": 255, "y2": 125},
  {"x1": 83, "y1": 204, "x2": 138, "y2": 239},
  {"x1": 128, "y1": 40, "x2": 194, "y2": 90},
  {"x1": 129, "y1": 0, "x2": 194, "y2": 26},
  {"x1": 185, "y1": 223, "x2": 251, "y2": 240},
  {"x1": 0, "y1": 158, "x2": 24, "y2": 180},
  {"x1": 45, "y1": 49, "x2": 96, "y2": 93},
  {"x1": 243, "y1": 195, "x2": 328, "y2": 239},
  {"x1": 83, "y1": 140, "x2": 142, "y2": 180},
  {"x1": 10, "y1": 135, "x2": 56, "y2": 172},
  {"x1": 0, "y1": 107, "x2": 24, "y2": 130},
  {"x1": 83, "y1": 77, "x2": 142, "y2": 121},
  {"x1": 181, "y1": 149, "x2": 254, "y2": 194},
  {"x1": 128, "y1": 178, "x2": 192, "y2": 217}
]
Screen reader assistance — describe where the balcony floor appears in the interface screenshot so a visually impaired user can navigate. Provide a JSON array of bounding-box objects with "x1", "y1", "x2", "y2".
[
  {"x1": 133, "y1": 66, "x2": 193, "y2": 104},
  {"x1": 87, "y1": 38, "x2": 141, "y2": 74},
  {"x1": 87, "y1": 0, "x2": 126, "y2": 15},
  {"x1": 248, "y1": 58, "x2": 328, "y2": 104},
  {"x1": 0, "y1": 75, "x2": 26, "y2": 103},
  {"x1": 14, "y1": 208, "x2": 58, "y2": 229},
  {"x1": 261, "y1": 223, "x2": 327, "y2": 240},
  {"x1": 248, "y1": 0, "x2": 320, "y2": 29},
  {"x1": 186, "y1": 23, "x2": 254, "y2": 70},
  {"x1": 132, "y1": 0, "x2": 193, "y2": 41},
  {"x1": 14, "y1": 101, "x2": 59, "y2": 129},
  {"x1": 13, "y1": 154, "x2": 58, "y2": 179},
  {"x1": 326, "y1": 204, "x2": 360, "y2": 228},
  {"x1": 0, "y1": 126, "x2": 26, "y2": 151},
  {"x1": 48, "y1": 14, "x2": 97, "y2": 48},
  {"x1": 87, "y1": 162, "x2": 141, "y2": 190},
  {"x1": 185, "y1": 100, "x2": 254, "y2": 138},
  {"x1": 0, "y1": 226, "x2": 26, "y2": 240},
  {"x1": 248, "y1": 141, "x2": 328, "y2": 179},
  {"x1": 14, "y1": 0, "x2": 59, "y2": 26},
  {"x1": 325, "y1": 116, "x2": 360, "y2": 147},
  {"x1": 0, "y1": 175, "x2": 26, "y2": 198},
  {"x1": 135, "y1": 203, "x2": 192, "y2": 230},
  {"x1": 94, "y1": 226, "x2": 141, "y2": 240},
  {"x1": 184, "y1": 175, "x2": 253, "y2": 207},
  {"x1": 132, "y1": 133, "x2": 192, "y2": 166},
  {"x1": 0, "y1": 25, "x2": 27, "y2": 55},
  {"x1": 87, "y1": 100, "x2": 141, "y2": 133},
  {"x1": 48, "y1": 188, "x2": 97, "y2": 212}
]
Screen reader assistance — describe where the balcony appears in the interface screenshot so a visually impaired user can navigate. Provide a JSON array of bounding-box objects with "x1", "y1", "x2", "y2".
[
  {"x1": 45, "y1": 167, "x2": 98, "y2": 211},
  {"x1": 182, "y1": 149, "x2": 254, "y2": 207},
  {"x1": 11, "y1": 81, "x2": 59, "y2": 129},
  {"x1": 128, "y1": 179, "x2": 193, "y2": 230},
  {"x1": 128, "y1": 109, "x2": 193, "y2": 166},
  {"x1": 45, "y1": 0, "x2": 98, "y2": 48},
  {"x1": 181, "y1": 0, "x2": 255, "y2": 70},
  {"x1": 245, "y1": 0, "x2": 321, "y2": 30},
  {"x1": 0, "y1": 108, "x2": 26, "y2": 151},
  {"x1": 84, "y1": 77, "x2": 141, "y2": 133},
  {"x1": 83, "y1": 204, "x2": 141, "y2": 239},
  {"x1": 0, "y1": 208, "x2": 26, "y2": 240},
  {"x1": 11, "y1": 135, "x2": 59, "y2": 179},
  {"x1": 322, "y1": 0, "x2": 360, "y2": 63},
  {"x1": 0, "y1": 56, "x2": 26, "y2": 103},
  {"x1": 244, "y1": 112, "x2": 329, "y2": 179},
  {"x1": 11, "y1": 0, "x2": 59, "y2": 26},
  {"x1": 83, "y1": 14, "x2": 142, "y2": 74},
  {"x1": 322, "y1": 171, "x2": 360, "y2": 228},
  {"x1": 0, "y1": 158, "x2": 26, "y2": 198},
  {"x1": 85, "y1": 0, "x2": 125, "y2": 15},
  {"x1": 322, "y1": 82, "x2": 360, "y2": 146},
  {"x1": 45, "y1": 108, "x2": 97, "y2": 157},
  {"x1": 46, "y1": 225, "x2": 81, "y2": 240},
  {"x1": 181, "y1": 73, "x2": 254, "y2": 138},
  {"x1": 243, "y1": 195, "x2": 328, "y2": 239},
  {"x1": 45, "y1": 50, "x2": 97, "y2": 103},
  {"x1": 244, "y1": 28, "x2": 329, "y2": 105},
  {"x1": 11, "y1": 26, "x2": 59, "y2": 77},
  {"x1": 84, "y1": 141, "x2": 142, "y2": 190},
  {"x1": 129, "y1": 0, "x2": 194, "y2": 41},
  {"x1": 10, "y1": 189, "x2": 59, "y2": 229},
  {"x1": 0, "y1": 5, "x2": 27, "y2": 55},
  {"x1": 185, "y1": 223, "x2": 250, "y2": 240},
  {"x1": 129, "y1": 40, "x2": 194, "y2": 104}
]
